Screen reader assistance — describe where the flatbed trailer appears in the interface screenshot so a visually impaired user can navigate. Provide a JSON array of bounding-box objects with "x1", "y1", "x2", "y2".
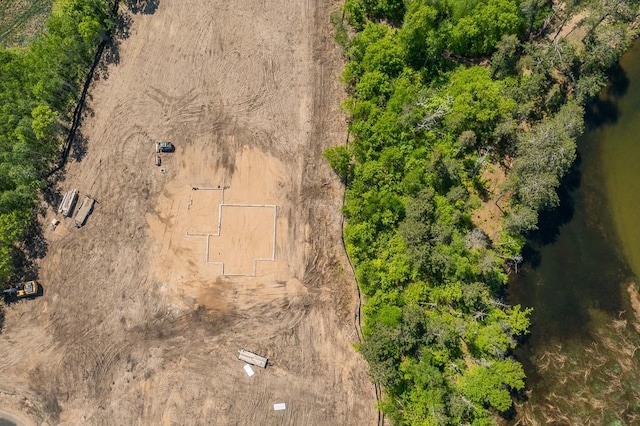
[
  {"x1": 238, "y1": 349, "x2": 268, "y2": 368},
  {"x1": 74, "y1": 196, "x2": 95, "y2": 228},
  {"x1": 58, "y1": 189, "x2": 78, "y2": 217}
]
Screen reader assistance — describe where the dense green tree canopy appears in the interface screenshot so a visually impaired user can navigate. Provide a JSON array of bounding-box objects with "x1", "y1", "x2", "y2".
[{"x1": 331, "y1": 0, "x2": 638, "y2": 423}]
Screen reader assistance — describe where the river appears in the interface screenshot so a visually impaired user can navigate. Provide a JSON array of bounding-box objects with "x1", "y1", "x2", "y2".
[{"x1": 509, "y1": 41, "x2": 640, "y2": 424}]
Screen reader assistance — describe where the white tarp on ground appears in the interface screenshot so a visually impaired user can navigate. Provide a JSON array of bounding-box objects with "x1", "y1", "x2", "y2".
[
  {"x1": 273, "y1": 403, "x2": 286, "y2": 411},
  {"x1": 244, "y1": 364, "x2": 255, "y2": 377}
]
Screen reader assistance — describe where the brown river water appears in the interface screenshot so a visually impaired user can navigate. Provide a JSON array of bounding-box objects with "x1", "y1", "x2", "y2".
[{"x1": 509, "y1": 41, "x2": 640, "y2": 424}]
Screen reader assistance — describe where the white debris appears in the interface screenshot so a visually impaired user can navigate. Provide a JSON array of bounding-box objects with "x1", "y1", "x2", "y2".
[
  {"x1": 273, "y1": 403, "x2": 286, "y2": 411},
  {"x1": 244, "y1": 364, "x2": 255, "y2": 377}
]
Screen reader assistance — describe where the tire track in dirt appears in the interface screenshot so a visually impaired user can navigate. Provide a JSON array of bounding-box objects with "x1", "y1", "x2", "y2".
[{"x1": 59, "y1": 340, "x2": 124, "y2": 398}]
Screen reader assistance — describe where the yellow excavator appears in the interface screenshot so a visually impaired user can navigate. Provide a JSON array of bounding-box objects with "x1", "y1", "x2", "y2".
[{"x1": 2, "y1": 280, "x2": 40, "y2": 300}]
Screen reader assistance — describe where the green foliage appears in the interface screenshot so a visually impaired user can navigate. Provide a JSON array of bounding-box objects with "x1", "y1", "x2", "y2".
[
  {"x1": 343, "y1": 0, "x2": 406, "y2": 29},
  {"x1": 490, "y1": 34, "x2": 520, "y2": 78},
  {"x1": 397, "y1": 1, "x2": 444, "y2": 75},
  {"x1": 519, "y1": 0, "x2": 551, "y2": 34},
  {"x1": 0, "y1": 209, "x2": 31, "y2": 281},
  {"x1": 448, "y1": 0, "x2": 525, "y2": 57},
  {"x1": 446, "y1": 66, "x2": 516, "y2": 138},
  {"x1": 458, "y1": 359, "x2": 525, "y2": 412},
  {"x1": 359, "y1": 322, "x2": 404, "y2": 389},
  {"x1": 323, "y1": 145, "x2": 353, "y2": 184},
  {"x1": 504, "y1": 204, "x2": 538, "y2": 234}
]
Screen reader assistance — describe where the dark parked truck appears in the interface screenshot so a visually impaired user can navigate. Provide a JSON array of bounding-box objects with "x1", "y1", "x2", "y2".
[
  {"x1": 156, "y1": 141, "x2": 175, "y2": 153},
  {"x1": 74, "y1": 196, "x2": 95, "y2": 228}
]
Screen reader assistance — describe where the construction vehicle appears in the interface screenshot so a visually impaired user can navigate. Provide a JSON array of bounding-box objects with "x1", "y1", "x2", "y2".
[
  {"x1": 2, "y1": 280, "x2": 40, "y2": 300},
  {"x1": 155, "y1": 141, "x2": 175, "y2": 153}
]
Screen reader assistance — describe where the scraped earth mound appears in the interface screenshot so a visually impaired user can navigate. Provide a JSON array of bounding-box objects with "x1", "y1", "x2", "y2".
[{"x1": 0, "y1": 0, "x2": 376, "y2": 424}]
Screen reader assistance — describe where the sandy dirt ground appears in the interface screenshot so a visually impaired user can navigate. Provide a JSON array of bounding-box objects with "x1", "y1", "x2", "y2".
[{"x1": 0, "y1": 1, "x2": 377, "y2": 424}]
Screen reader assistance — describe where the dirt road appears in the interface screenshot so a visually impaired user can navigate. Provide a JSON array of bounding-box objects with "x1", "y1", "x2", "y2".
[{"x1": 0, "y1": 1, "x2": 376, "y2": 424}]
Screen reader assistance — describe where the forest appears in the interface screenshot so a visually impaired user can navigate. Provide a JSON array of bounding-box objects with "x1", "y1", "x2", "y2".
[
  {"x1": 0, "y1": 0, "x2": 115, "y2": 283},
  {"x1": 327, "y1": 0, "x2": 638, "y2": 423}
]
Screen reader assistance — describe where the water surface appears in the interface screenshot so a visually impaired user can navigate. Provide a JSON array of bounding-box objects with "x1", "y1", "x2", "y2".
[
  {"x1": 509, "y1": 41, "x2": 640, "y2": 423},
  {"x1": 601, "y1": 42, "x2": 640, "y2": 279}
]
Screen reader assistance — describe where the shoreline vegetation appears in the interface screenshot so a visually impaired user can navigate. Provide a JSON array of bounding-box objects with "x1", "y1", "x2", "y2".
[{"x1": 328, "y1": 0, "x2": 639, "y2": 423}]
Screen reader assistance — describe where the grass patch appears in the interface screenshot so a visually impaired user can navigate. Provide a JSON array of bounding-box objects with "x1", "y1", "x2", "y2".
[
  {"x1": 330, "y1": 9, "x2": 348, "y2": 50},
  {"x1": 0, "y1": 0, "x2": 54, "y2": 47}
]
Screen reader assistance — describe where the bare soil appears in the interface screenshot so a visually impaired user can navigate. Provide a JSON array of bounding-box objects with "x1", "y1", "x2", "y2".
[
  {"x1": 472, "y1": 164, "x2": 508, "y2": 243},
  {"x1": 0, "y1": 1, "x2": 376, "y2": 424}
]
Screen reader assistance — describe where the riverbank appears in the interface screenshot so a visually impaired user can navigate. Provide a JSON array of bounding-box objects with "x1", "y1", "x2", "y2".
[{"x1": 509, "y1": 39, "x2": 640, "y2": 424}]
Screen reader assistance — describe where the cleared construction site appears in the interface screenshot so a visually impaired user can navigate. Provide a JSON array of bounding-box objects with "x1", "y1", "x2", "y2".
[
  {"x1": 186, "y1": 186, "x2": 277, "y2": 276},
  {"x1": 0, "y1": 0, "x2": 376, "y2": 424}
]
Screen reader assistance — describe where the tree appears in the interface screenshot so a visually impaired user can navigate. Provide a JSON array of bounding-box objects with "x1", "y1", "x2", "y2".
[
  {"x1": 322, "y1": 0, "x2": 633, "y2": 421},
  {"x1": 397, "y1": 2, "x2": 444, "y2": 75},
  {"x1": 509, "y1": 101, "x2": 583, "y2": 211},
  {"x1": 448, "y1": 0, "x2": 524, "y2": 57},
  {"x1": 446, "y1": 66, "x2": 517, "y2": 138},
  {"x1": 520, "y1": 0, "x2": 552, "y2": 35},
  {"x1": 491, "y1": 34, "x2": 520, "y2": 78},
  {"x1": 31, "y1": 104, "x2": 59, "y2": 141},
  {"x1": 458, "y1": 359, "x2": 525, "y2": 412},
  {"x1": 323, "y1": 145, "x2": 353, "y2": 184},
  {"x1": 0, "y1": 210, "x2": 30, "y2": 281},
  {"x1": 359, "y1": 323, "x2": 404, "y2": 389},
  {"x1": 505, "y1": 205, "x2": 538, "y2": 234},
  {"x1": 343, "y1": 0, "x2": 406, "y2": 29}
]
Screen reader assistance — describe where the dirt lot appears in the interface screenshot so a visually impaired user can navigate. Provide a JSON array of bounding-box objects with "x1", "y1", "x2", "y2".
[{"x1": 0, "y1": 1, "x2": 376, "y2": 424}]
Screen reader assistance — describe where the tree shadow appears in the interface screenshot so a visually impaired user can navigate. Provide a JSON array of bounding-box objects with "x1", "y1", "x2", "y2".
[
  {"x1": 97, "y1": 10, "x2": 134, "y2": 78},
  {"x1": 20, "y1": 218, "x2": 48, "y2": 261},
  {"x1": 604, "y1": 61, "x2": 630, "y2": 98},
  {"x1": 520, "y1": 242, "x2": 541, "y2": 269},
  {"x1": 43, "y1": 174, "x2": 64, "y2": 210},
  {"x1": 99, "y1": 0, "x2": 158, "y2": 74},
  {"x1": 70, "y1": 130, "x2": 90, "y2": 163},
  {"x1": 521, "y1": 153, "x2": 582, "y2": 267},
  {"x1": 585, "y1": 94, "x2": 619, "y2": 128},
  {"x1": 48, "y1": 59, "x2": 98, "y2": 172},
  {"x1": 476, "y1": 182, "x2": 491, "y2": 202},
  {"x1": 124, "y1": 0, "x2": 159, "y2": 15},
  {"x1": 584, "y1": 63, "x2": 629, "y2": 129}
]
